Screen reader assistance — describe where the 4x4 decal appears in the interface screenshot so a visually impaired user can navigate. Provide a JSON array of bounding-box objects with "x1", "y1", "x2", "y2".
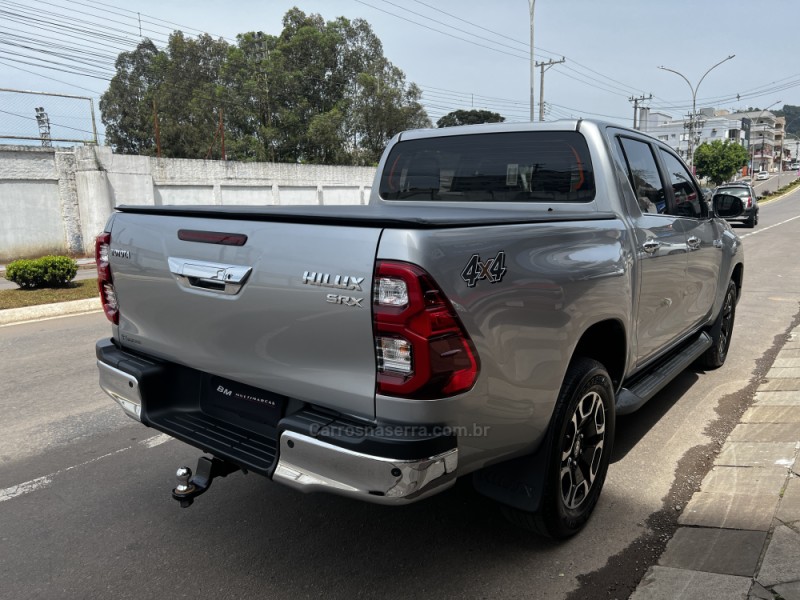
[{"x1": 461, "y1": 251, "x2": 507, "y2": 287}]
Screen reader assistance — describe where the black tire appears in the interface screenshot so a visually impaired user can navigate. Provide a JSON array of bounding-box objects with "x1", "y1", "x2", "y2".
[
  {"x1": 698, "y1": 280, "x2": 737, "y2": 369},
  {"x1": 502, "y1": 357, "x2": 615, "y2": 539},
  {"x1": 745, "y1": 215, "x2": 756, "y2": 228}
]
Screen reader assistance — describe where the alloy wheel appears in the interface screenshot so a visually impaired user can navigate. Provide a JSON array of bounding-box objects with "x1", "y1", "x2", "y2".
[{"x1": 560, "y1": 390, "x2": 606, "y2": 509}]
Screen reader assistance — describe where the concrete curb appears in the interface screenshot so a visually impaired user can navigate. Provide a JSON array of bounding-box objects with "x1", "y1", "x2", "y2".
[
  {"x1": 0, "y1": 298, "x2": 102, "y2": 326},
  {"x1": 629, "y1": 326, "x2": 800, "y2": 600}
]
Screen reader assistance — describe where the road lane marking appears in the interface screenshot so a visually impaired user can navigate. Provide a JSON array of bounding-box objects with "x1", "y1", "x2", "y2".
[
  {"x1": 140, "y1": 433, "x2": 173, "y2": 448},
  {"x1": 740, "y1": 213, "x2": 800, "y2": 239},
  {"x1": 0, "y1": 446, "x2": 131, "y2": 503},
  {"x1": 0, "y1": 475, "x2": 53, "y2": 503},
  {"x1": 0, "y1": 434, "x2": 174, "y2": 503}
]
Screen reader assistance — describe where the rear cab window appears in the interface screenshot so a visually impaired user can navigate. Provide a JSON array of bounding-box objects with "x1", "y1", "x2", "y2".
[{"x1": 378, "y1": 131, "x2": 595, "y2": 203}]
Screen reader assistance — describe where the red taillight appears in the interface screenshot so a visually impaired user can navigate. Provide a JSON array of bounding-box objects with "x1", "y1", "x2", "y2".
[
  {"x1": 745, "y1": 196, "x2": 753, "y2": 208},
  {"x1": 373, "y1": 261, "x2": 479, "y2": 399},
  {"x1": 95, "y1": 232, "x2": 119, "y2": 324}
]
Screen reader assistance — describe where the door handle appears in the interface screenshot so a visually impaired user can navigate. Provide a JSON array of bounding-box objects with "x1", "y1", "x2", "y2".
[
  {"x1": 642, "y1": 239, "x2": 661, "y2": 254},
  {"x1": 687, "y1": 236, "x2": 701, "y2": 251},
  {"x1": 168, "y1": 257, "x2": 252, "y2": 295}
]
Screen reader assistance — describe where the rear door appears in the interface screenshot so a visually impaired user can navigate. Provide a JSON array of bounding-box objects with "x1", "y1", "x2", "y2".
[
  {"x1": 615, "y1": 135, "x2": 691, "y2": 365},
  {"x1": 109, "y1": 213, "x2": 381, "y2": 419},
  {"x1": 656, "y1": 148, "x2": 721, "y2": 328}
]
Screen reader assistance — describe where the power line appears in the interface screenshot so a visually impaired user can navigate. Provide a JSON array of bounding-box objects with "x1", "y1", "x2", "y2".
[
  {"x1": 80, "y1": 0, "x2": 236, "y2": 43},
  {"x1": 363, "y1": 0, "x2": 653, "y2": 99},
  {"x1": 376, "y1": 0, "x2": 529, "y2": 56},
  {"x1": 548, "y1": 101, "x2": 632, "y2": 121},
  {"x1": 0, "y1": 59, "x2": 103, "y2": 95},
  {"x1": 0, "y1": 107, "x2": 96, "y2": 135},
  {"x1": 0, "y1": 0, "x2": 170, "y2": 45},
  {"x1": 411, "y1": 0, "x2": 528, "y2": 50},
  {"x1": 353, "y1": 0, "x2": 529, "y2": 61},
  {"x1": 0, "y1": 6, "x2": 143, "y2": 47}
]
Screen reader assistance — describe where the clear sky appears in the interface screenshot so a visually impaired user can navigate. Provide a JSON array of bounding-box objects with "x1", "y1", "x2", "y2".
[{"x1": 1, "y1": 0, "x2": 798, "y2": 144}]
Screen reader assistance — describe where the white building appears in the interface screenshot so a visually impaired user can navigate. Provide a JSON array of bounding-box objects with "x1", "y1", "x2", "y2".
[{"x1": 639, "y1": 108, "x2": 788, "y2": 173}]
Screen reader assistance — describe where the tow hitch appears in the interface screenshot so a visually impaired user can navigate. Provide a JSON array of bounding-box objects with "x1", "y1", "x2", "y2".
[{"x1": 171, "y1": 456, "x2": 242, "y2": 508}]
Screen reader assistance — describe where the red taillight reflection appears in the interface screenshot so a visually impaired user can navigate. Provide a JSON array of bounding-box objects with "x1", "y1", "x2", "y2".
[
  {"x1": 373, "y1": 261, "x2": 479, "y2": 399},
  {"x1": 95, "y1": 232, "x2": 118, "y2": 324}
]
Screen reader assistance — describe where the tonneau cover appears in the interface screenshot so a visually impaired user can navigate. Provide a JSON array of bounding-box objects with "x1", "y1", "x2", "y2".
[{"x1": 115, "y1": 204, "x2": 616, "y2": 229}]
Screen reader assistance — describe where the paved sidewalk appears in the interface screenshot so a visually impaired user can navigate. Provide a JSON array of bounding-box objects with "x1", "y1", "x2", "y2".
[{"x1": 630, "y1": 328, "x2": 800, "y2": 600}]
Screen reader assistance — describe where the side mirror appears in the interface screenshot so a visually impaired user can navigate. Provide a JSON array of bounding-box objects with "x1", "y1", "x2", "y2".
[{"x1": 713, "y1": 194, "x2": 744, "y2": 218}]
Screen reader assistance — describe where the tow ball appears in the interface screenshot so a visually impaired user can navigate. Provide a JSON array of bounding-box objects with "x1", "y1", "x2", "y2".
[{"x1": 171, "y1": 456, "x2": 241, "y2": 508}]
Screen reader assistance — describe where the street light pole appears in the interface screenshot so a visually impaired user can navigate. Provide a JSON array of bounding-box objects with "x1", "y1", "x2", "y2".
[
  {"x1": 529, "y1": 0, "x2": 536, "y2": 122},
  {"x1": 658, "y1": 55, "x2": 735, "y2": 170}
]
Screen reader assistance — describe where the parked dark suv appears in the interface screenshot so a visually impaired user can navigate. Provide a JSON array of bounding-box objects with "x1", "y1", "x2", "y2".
[{"x1": 713, "y1": 182, "x2": 759, "y2": 227}]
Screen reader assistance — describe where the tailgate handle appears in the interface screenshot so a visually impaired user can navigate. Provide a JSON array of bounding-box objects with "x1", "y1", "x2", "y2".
[{"x1": 168, "y1": 257, "x2": 252, "y2": 295}]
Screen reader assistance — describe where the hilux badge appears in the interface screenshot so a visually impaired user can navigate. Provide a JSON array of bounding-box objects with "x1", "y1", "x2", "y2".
[{"x1": 302, "y1": 271, "x2": 364, "y2": 291}]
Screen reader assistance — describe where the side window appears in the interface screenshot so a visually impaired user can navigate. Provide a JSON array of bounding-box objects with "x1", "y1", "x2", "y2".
[
  {"x1": 617, "y1": 137, "x2": 667, "y2": 214},
  {"x1": 658, "y1": 149, "x2": 706, "y2": 219}
]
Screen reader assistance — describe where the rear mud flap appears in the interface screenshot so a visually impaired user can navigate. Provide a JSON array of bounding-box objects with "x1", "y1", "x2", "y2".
[{"x1": 472, "y1": 444, "x2": 548, "y2": 513}]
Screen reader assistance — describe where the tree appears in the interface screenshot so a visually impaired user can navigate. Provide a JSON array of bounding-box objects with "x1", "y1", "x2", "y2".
[
  {"x1": 693, "y1": 140, "x2": 749, "y2": 185},
  {"x1": 101, "y1": 9, "x2": 430, "y2": 164},
  {"x1": 437, "y1": 109, "x2": 505, "y2": 128},
  {"x1": 101, "y1": 34, "x2": 230, "y2": 158},
  {"x1": 100, "y1": 39, "x2": 163, "y2": 155},
  {"x1": 154, "y1": 32, "x2": 230, "y2": 159},
  {"x1": 775, "y1": 104, "x2": 800, "y2": 137}
]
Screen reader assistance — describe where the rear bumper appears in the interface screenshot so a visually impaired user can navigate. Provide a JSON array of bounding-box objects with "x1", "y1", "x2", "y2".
[
  {"x1": 96, "y1": 339, "x2": 458, "y2": 504},
  {"x1": 724, "y1": 205, "x2": 757, "y2": 222},
  {"x1": 274, "y1": 431, "x2": 457, "y2": 504}
]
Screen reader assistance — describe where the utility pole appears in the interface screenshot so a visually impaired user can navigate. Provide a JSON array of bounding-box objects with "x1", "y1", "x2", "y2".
[
  {"x1": 529, "y1": 0, "x2": 535, "y2": 122},
  {"x1": 536, "y1": 57, "x2": 565, "y2": 122},
  {"x1": 629, "y1": 94, "x2": 652, "y2": 130}
]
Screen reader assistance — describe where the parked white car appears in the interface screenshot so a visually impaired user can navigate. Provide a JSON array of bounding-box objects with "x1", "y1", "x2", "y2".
[{"x1": 756, "y1": 171, "x2": 769, "y2": 181}]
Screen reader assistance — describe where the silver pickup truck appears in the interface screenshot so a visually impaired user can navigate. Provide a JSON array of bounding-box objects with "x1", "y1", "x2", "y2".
[{"x1": 96, "y1": 120, "x2": 745, "y2": 538}]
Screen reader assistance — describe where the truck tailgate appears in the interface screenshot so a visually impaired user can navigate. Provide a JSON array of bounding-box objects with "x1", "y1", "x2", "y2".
[{"x1": 109, "y1": 213, "x2": 380, "y2": 419}]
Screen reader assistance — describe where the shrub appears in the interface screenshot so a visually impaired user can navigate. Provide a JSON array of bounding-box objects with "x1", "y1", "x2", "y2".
[{"x1": 5, "y1": 255, "x2": 79, "y2": 289}]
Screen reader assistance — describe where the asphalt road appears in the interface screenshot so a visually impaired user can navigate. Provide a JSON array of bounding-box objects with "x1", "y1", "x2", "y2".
[{"x1": 2, "y1": 190, "x2": 800, "y2": 600}]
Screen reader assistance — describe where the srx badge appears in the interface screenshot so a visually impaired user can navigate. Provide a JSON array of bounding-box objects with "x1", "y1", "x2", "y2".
[{"x1": 461, "y1": 251, "x2": 507, "y2": 287}]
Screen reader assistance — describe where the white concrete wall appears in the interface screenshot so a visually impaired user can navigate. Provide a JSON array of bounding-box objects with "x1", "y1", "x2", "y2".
[
  {"x1": 0, "y1": 146, "x2": 67, "y2": 260},
  {"x1": 1, "y1": 179, "x2": 65, "y2": 258},
  {"x1": 0, "y1": 145, "x2": 377, "y2": 262}
]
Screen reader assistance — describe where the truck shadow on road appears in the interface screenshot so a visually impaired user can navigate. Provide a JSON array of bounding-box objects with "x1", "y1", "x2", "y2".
[{"x1": 611, "y1": 369, "x2": 700, "y2": 463}]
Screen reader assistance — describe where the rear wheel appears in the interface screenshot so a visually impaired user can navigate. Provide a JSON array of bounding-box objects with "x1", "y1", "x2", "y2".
[
  {"x1": 698, "y1": 280, "x2": 737, "y2": 369},
  {"x1": 502, "y1": 358, "x2": 615, "y2": 538}
]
